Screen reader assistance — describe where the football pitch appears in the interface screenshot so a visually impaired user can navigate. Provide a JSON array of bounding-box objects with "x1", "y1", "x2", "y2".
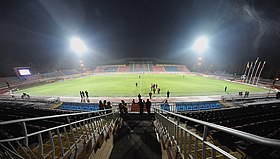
[{"x1": 15, "y1": 74, "x2": 267, "y2": 97}]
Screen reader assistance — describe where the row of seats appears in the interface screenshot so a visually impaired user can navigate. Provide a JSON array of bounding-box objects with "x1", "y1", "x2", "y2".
[
  {"x1": 176, "y1": 102, "x2": 221, "y2": 112},
  {"x1": 164, "y1": 66, "x2": 180, "y2": 72},
  {"x1": 61, "y1": 104, "x2": 100, "y2": 111},
  {"x1": 160, "y1": 102, "x2": 221, "y2": 112},
  {"x1": 180, "y1": 103, "x2": 280, "y2": 158},
  {"x1": 94, "y1": 64, "x2": 189, "y2": 72}
]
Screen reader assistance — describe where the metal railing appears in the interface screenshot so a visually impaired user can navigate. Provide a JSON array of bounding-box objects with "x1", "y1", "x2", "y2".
[
  {"x1": 0, "y1": 108, "x2": 118, "y2": 159},
  {"x1": 154, "y1": 108, "x2": 280, "y2": 159}
]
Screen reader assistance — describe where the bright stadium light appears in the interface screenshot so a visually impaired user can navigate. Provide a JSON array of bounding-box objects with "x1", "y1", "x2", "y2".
[
  {"x1": 70, "y1": 37, "x2": 87, "y2": 53},
  {"x1": 192, "y1": 36, "x2": 208, "y2": 53}
]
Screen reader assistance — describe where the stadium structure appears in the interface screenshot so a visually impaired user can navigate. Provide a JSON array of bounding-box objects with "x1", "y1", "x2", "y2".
[{"x1": 0, "y1": 58, "x2": 280, "y2": 159}]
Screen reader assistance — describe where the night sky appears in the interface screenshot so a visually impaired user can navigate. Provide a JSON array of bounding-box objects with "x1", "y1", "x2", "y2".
[{"x1": 0, "y1": 0, "x2": 280, "y2": 78}]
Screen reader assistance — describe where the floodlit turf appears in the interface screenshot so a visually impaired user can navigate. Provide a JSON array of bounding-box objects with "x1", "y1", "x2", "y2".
[{"x1": 15, "y1": 74, "x2": 267, "y2": 97}]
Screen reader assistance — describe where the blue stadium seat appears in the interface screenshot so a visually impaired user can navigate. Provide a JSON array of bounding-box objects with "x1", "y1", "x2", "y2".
[
  {"x1": 161, "y1": 104, "x2": 170, "y2": 111},
  {"x1": 205, "y1": 104, "x2": 211, "y2": 110},
  {"x1": 215, "y1": 103, "x2": 221, "y2": 108},
  {"x1": 210, "y1": 104, "x2": 216, "y2": 109},
  {"x1": 192, "y1": 105, "x2": 198, "y2": 111}
]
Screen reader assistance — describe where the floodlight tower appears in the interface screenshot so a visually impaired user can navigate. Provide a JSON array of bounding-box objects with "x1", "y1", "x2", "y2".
[
  {"x1": 70, "y1": 37, "x2": 88, "y2": 72},
  {"x1": 192, "y1": 36, "x2": 209, "y2": 72}
]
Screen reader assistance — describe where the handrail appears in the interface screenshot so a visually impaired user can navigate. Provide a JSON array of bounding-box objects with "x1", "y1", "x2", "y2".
[
  {"x1": 0, "y1": 112, "x2": 113, "y2": 143},
  {"x1": 154, "y1": 108, "x2": 280, "y2": 148},
  {"x1": 0, "y1": 108, "x2": 117, "y2": 125},
  {"x1": 0, "y1": 107, "x2": 118, "y2": 159}
]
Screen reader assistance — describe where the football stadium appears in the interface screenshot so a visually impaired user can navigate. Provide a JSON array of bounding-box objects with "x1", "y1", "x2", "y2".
[{"x1": 1, "y1": 1, "x2": 280, "y2": 159}]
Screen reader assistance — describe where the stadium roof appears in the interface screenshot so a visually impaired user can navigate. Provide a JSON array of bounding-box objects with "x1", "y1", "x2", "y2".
[{"x1": 0, "y1": 0, "x2": 280, "y2": 78}]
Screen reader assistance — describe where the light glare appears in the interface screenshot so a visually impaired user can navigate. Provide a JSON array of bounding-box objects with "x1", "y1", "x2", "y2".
[
  {"x1": 70, "y1": 37, "x2": 87, "y2": 53},
  {"x1": 193, "y1": 36, "x2": 208, "y2": 53}
]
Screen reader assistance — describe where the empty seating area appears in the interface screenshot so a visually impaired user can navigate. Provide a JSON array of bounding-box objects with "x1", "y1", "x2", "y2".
[
  {"x1": 152, "y1": 65, "x2": 165, "y2": 72},
  {"x1": 94, "y1": 65, "x2": 121, "y2": 72},
  {"x1": 118, "y1": 65, "x2": 130, "y2": 72},
  {"x1": 178, "y1": 65, "x2": 190, "y2": 72},
  {"x1": 164, "y1": 66, "x2": 180, "y2": 72},
  {"x1": 148, "y1": 63, "x2": 153, "y2": 71},
  {"x1": 0, "y1": 102, "x2": 72, "y2": 141},
  {"x1": 176, "y1": 101, "x2": 221, "y2": 112},
  {"x1": 94, "y1": 66, "x2": 104, "y2": 72},
  {"x1": 180, "y1": 103, "x2": 280, "y2": 158},
  {"x1": 0, "y1": 82, "x2": 7, "y2": 89},
  {"x1": 129, "y1": 63, "x2": 148, "y2": 72},
  {"x1": 61, "y1": 69, "x2": 80, "y2": 75},
  {"x1": 0, "y1": 100, "x2": 119, "y2": 159},
  {"x1": 103, "y1": 66, "x2": 118, "y2": 72},
  {"x1": 94, "y1": 63, "x2": 189, "y2": 73},
  {"x1": 60, "y1": 102, "x2": 100, "y2": 111},
  {"x1": 42, "y1": 71, "x2": 65, "y2": 78}
]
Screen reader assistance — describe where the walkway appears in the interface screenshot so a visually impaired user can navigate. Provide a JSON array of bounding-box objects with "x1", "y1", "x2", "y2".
[{"x1": 109, "y1": 114, "x2": 162, "y2": 159}]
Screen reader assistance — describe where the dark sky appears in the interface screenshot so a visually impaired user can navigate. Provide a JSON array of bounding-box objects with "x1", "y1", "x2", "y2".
[{"x1": 0, "y1": 0, "x2": 280, "y2": 78}]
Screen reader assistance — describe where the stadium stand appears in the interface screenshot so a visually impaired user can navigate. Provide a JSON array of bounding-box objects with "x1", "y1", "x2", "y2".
[
  {"x1": 148, "y1": 63, "x2": 153, "y2": 72},
  {"x1": 152, "y1": 65, "x2": 165, "y2": 72},
  {"x1": 93, "y1": 58, "x2": 190, "y2": 73},
  {"x1": 95, "y1": 66, "x2": 104, "y2": 72},
  {"x1": 42, "y1": 71, "x2": 64, "y2": 78},
  {"x1": 129, "y1": 63, "x2": 134, "y2": 72},
  {"x1": 0, "y1": 100, "x2": 119, "y2": 159},
  {"x1": 164, "y1": 66, "x2": 180, "y2": 72},
  {"x1": 0, "y1": 82, "x2": 7, "y2": 89},
  {"x1": 61, "y1": 69, "x2": 80, "y2": 75},
  {"x1": 1, "y1": 97, "x2": 280, "y2": 159},
  {"x1": 103, "y1": 66, "x2": 118, "y2": 72},
  {"x1": 178, "y1": 102, "x2": 280, "y2": 158},
  {"x1": 118, "y1": 65, "x2": 130, "y2": 72},
  {"x1": 178, "y1": 65, "x2": 190, "y2": 72}
]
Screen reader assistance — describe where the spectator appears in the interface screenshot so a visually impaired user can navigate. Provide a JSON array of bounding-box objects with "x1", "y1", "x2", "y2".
[
  {"x1": 157, "y1": 88, "x2": 160, "y2": 94},
  {"x1": 138, "y1": 94, "x2": 142, "y2": 100},
  {"x1": 85, "y1": 90, "x2": 89, "y2": 98},
  {"x1": 119, "y1": 103, "x2": 124, "y2": 116},
  {"x1": 132, "y1": 99, "x2": 136, "y2": 104},
  {"x1": 146, "y1": 99, "x2": 151, "y2": 115},
  {"x1": 80, "y1": 91, "x2": 83, "y2": 102},
  {"x1": 107, "y1": 101, "x2": 112, "y2": 113},
  {"x1": 99, "y1": 100, "x2": 104, "y2": 110},
  {"x1": 85, "y1": 90, "x2": 90, "y2": 103},
  {"x1": 149, "y1": 92, "x2": 152, "y2": 99},
  {"x1": 121, "y1": 100, "x2": 128, "y2": 117},
  {"x1": 138, "y1": 99, "x2": 144, "y2": 115},
  {"x1": 81, "y1": 91, "x2": 85, "y2": 102},
  {"x1": 103, "y1": 100, "x2": 107, "y2": 109},
  {"x1": 21, "y1": 93, "x2": 30, "y2": 99},
  {"x1": 167, "y1": 90, "x2": 170, "y2": 98}
]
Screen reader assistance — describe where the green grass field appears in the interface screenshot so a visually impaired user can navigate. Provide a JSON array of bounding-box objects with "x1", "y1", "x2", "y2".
[{"x1": 15, "y1": 74, "x2": 267, "y2": 97}]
